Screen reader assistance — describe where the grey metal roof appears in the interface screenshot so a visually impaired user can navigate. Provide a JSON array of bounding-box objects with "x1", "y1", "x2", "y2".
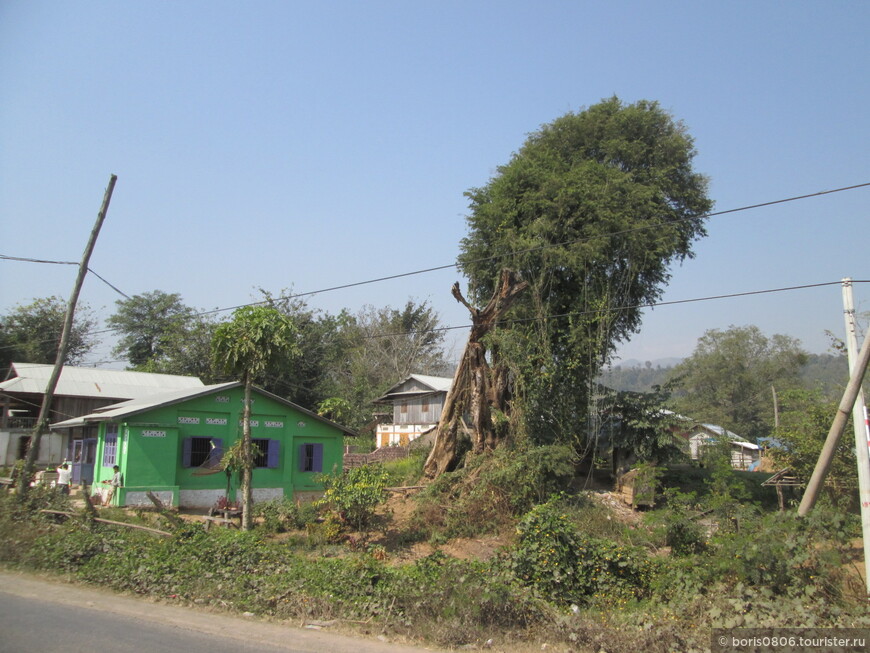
[
  {"x1": 690, "y1": 423, "x2": 759, "y2": 450},
  {"x1": 51, "y1": 382, "x2": 359, "y2": 437},
  {"x1": 0, "y1": 362, "x2": 204, "y2": 400},
  {"x1": 51, "y1": 382, "x2": 239, "y2": 427},
  {"x1": 374, "y1": 374, "x2": 453, "y2": 402}
]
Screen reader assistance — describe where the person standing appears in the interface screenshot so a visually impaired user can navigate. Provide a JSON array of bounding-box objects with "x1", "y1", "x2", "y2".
[
  {"x1": 56, "y1": 463, "x2": 71, "y2": 495},
  {"x1": 102, "y1": 465, "x2": 122, "y2": 506}
]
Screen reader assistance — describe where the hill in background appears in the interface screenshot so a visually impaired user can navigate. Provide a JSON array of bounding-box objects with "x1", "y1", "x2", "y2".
[{"x1": 600, "y1": 352, "x2": 850, "y2": 398}]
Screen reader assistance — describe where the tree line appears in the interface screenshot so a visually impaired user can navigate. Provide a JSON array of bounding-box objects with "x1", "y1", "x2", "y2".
[
  {"x1": 2, "y1": 97, "x2": 860, "y2": 488},
  {"x1": 0, "y1": 291, "x2": 453, "y2": 433}
]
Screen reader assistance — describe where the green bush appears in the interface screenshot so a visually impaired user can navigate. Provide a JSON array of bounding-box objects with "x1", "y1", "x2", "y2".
[
  {"x1": 380, "y1": 447, "x2": 427, "y2": 486},
  {"x1": 656, "y1": 489, "x2": 706, "y2": 556},
  {"x1": 317, "y1": 464, "x2": 389, "y2": 530},
  {"x1": 506, "y1": 496, "x2": 652, "y2": 606},
  {"x1": 253, "y1": 497, "x2": 304, "y2": 533}
]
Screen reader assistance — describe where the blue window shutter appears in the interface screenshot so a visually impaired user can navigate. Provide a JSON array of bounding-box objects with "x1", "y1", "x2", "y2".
[
  {"x1": 267, "y1": 440, "x2": 280, "y2": 468},
  {"x1": 182, "y1": 438, "x2": 192, "y2": 467},
  {"x1": 312, "y1": 443, "x2": 323, "y2": 473}
]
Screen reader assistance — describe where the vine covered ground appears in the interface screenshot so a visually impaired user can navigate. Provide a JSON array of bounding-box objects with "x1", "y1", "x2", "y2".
[{"x1": 1, "y1": 450, "x2": 867, "y2": 652}]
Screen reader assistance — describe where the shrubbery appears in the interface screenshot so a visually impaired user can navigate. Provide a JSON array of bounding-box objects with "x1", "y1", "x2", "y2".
[
  {"x1": 507, "y1": 496, "x2": 653, "y2": 606},
  {"x1": 2, "y1": 457, "x2": 868, "y2": 652},
  {"x1": 316, "y1": 463, "x2": 390, "y2": 530}
]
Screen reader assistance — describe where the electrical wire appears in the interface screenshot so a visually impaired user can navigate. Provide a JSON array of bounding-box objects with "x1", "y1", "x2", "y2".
[
  {"x1": 0, "y1": 255, "x2": 130, "y2": 299},
  {"x1": 2, "y1": 184, "x2": 869, "y2": 356}
]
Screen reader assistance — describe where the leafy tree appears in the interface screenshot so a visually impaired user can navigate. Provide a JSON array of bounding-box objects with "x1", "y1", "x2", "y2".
[
  {"x1": 241, "y1": 289, "x2": 452, "y2": 434},
  {"x1": 0, "y1": 296, "x2": 97, "y2": 370},
  {"x1": 769, "y1": 388, "x2": 856, "y2": 506},
  {"x1": 212, "y1": 305, "x2": 300, "y2": 530},
  {"x1": 352, "y1": 300, "x2": 452, "y2": 380},
  {"x1": 457, "y1": 97, "x2": 712, "y2": 449},
  {"x1": 324, "y1": 299, "x2": 453, "y2": 433},
  {"x1": 107, "y1": 291, "x2": 194, "y2": 368},
  {"x1": 139, "y1": 312, "x2": 223, "y2": 383},
  {"x1": 597, "y1": 386, "x2": 685, "y2": 475},
  {"x1": 254, "y1": 289, "x2": 350, "y2": 410},
  {"x1": 668, "y1": 325, "x2": 808, "y2": 441}
]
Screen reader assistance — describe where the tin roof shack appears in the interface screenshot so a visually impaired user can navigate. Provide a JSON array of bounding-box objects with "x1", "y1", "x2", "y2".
[
  {"x1": 0, "y1": 362, "x2": 204, "y2": 468},
  {"x1": 686, "y1": 423, "x2": 760, "y2": 470},
  {"x1": 373, "y1": 374, "x2": 453, "y2": 448},
  {"x1": 52, "y1": 382, "x2": 354, "y2": 509}
]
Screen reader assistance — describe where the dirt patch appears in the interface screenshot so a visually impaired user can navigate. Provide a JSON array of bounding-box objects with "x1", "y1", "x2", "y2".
[{"x1": 345, "y1": 490, "x2": 513, "y2": 564}]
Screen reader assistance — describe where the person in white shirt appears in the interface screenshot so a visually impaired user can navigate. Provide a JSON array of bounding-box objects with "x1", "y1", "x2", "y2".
[
  {"x1": 102, "y1": 465, "x2": 122, "y2": 506},
  {"x1": 56, "y1": 463, "x2": 71, "y2": 495}
]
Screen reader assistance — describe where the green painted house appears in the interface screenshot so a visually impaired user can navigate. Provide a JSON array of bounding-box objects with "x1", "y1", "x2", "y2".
[{"x1": 52, "y1": 382, "x2": 354, "y2": 509}]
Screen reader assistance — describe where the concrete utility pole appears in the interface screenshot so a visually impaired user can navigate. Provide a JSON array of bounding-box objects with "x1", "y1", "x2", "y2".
[
  {"x1": 840, "y1": 278, "x2": 870, "y2": 595},
  {"x1": 18, "y1": 175, "x2": 117, "y2": 494},
  {"x1": 798, "y1": 313, "x2": 870, "y2": 517}
]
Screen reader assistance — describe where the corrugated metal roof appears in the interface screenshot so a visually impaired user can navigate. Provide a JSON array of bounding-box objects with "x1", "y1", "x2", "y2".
[
  {"x1": 0, "y1": 362, "x2": 204, "y2": 400},
  {"x1": 52, "y1": 382, "x2": 240, "y2": 426},
  {"x1": 690, "y1": 423, "x2": 759, "y2": 450},
  {"x1": 51, "y1": 382, "x2": 359, "y2": 438},
  {"x1": 374, "y1": 374, "x2": 453, "y2": 402}
]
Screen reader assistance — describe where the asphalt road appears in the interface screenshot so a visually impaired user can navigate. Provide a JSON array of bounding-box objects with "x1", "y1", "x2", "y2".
[{"x1": 0, "y1": 570, "x2": 442, "y2": 653}]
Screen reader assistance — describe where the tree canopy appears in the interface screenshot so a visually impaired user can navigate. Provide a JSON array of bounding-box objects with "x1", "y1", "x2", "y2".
[
  {"x1": 107, "y1": 291, "x2": 195, "y2": 368},
  {"x1": 457, "y1": 97, "x2": 712, "y2": 447},
  {"x1": 254, "y1": 291, "x2": 452, "y2": 431},
  {"x1": 0, "y1": 296, "x2": 97, "y2": 371},
  {"x1": 668, "y1": 325, "x2": 808, "y2": 441}
]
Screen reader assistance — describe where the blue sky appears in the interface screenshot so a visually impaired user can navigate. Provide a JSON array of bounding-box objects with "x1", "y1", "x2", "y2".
[{"x1": 1, "y1": 1, "x2": 868, "y2": 368}]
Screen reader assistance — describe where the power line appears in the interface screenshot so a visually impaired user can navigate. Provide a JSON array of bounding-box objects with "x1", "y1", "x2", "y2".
[
  {"x1": 5, "y1": 182, "x2": 867, "y2": 319},
  {"x1": 199, "y1": 181, "x2": 870, "y2": 316},
  {"x1": 362, "y1": 279, "x2": 870, "y2": 338},
  {"x1": 19, "y1": 278, "x2": 869, "y2": 369},
  {"x1": 0, "y1": 255, "x2": 130, "y2": 299},
  {"x1": 3, "y1": 184, "x2": 869, "y2": 355}
]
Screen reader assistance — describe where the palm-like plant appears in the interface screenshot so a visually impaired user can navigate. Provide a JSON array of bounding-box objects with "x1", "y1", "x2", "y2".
[{"x1": 212, "y1": 306, "x2": 298, "y2": 530}]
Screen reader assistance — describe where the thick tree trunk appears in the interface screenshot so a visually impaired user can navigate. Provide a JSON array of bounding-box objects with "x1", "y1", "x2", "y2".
[{"x1": 423, "y1": 270, "x2": 528, "y2": 478}]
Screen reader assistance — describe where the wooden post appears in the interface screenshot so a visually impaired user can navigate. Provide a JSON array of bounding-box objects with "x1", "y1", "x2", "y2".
[{"x1": 18, "y1": 175, "x2": 117, "y2": 494}]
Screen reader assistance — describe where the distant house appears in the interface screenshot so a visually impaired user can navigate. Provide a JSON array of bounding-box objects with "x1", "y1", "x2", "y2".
[
  {"x1": 0, "y1": 363, "x2": 204, "y2": 482},
  {"x1": 373, "y1": 374, "x2": 453, "y2": 448},
  {"x1": 685, "y1": 423, "x2": 760, "y2": 470},
  {"x1": 51, "y1": 382, "x2": 354, "y2": 508}
]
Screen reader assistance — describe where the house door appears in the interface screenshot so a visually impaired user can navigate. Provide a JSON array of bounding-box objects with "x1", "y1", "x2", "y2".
[{"x1": 71, "y1": 438, "x2": 96, "y2": 485}]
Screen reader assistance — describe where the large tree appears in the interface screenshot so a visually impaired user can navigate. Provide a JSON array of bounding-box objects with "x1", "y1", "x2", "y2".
[
  {"x1": 668, "y1": 325, "x2": 808, "y2": 441},
  {"x1": 254, "y1": 289, "x2": 349, "y2": 410},
  {"x1": 143, "y1": 312, "x2": 223, "y2": 383},
  {"x1": 0, "y1": 296, "x2": 97, "y2": 371},
  {"x1": 107, "y1": 291, "x2": 194, "y2": 368},
  {"x1": 212, "y1": 305, "x2": 299, "y2": 530},
  {"x1": 458, "y1": 97, "x2": 712, "y2": 448},
  {"x1": 248, "y1": 290, "x2": 452, "y2": 433},
  {"x1": 351, "y1": 300, "x2": 452, "y2": 381}
]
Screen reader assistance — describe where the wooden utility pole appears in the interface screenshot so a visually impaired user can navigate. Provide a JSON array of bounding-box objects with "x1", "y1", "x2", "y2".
[
  {"x1": 17, "y1": 175, "x2": 117, "y2": 494},
  {"x1": 798, "y1": 322, "x2": 870, "y2": 516}
]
